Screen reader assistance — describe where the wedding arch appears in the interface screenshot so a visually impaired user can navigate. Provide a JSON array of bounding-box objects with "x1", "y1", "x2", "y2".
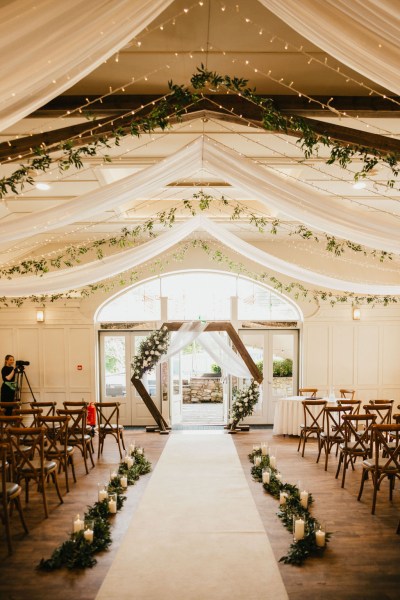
[{"x1": 131, "y1": 321, "x2": 263, "y2": 434}]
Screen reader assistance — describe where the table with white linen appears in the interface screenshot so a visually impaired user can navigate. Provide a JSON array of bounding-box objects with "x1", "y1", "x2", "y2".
[{"x1": 273, "y1": 396, "x2": 338, "y2": 436}]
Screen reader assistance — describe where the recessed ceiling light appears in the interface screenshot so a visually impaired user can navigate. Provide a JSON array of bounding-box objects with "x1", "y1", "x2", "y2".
[
  {"x1": 35, "y1": 182, "x2": 50, "y2": 190},
  {"x1": 353, "y1": 181, "x2": 366, "y2": 189}
]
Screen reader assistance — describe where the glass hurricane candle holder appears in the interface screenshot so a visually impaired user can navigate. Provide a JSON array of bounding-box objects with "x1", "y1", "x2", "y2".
[
  {"x1": 315, "y1": 522, "x2": 326, "y2": 548},
  {"x1": 98, "y1": 483, "x2": 108, "y2": 502},
  {"x1": 108, "y1": 492, "x2": 117, "y2": 514},
  {"x1": 84, "y1": 519, "x2": 94, "y2": 543},
  {"x1": 262, "y1": 467, "x2": 271, "y2": 485}
]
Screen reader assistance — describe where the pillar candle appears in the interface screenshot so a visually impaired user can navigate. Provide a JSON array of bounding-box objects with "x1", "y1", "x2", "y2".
[
  {"x1": 120, "y1": 475, "x2": 128, "y2": 488},
  {"x1": 98, "y1": 488, "x2": 108, "y2": 502},
  {"x1": 254, "y1": 456, "x2": 261, "y2": 466},
  {"x1": 300, "y1": 490, "x2": 309, "y2": 509},
  {"x1": 110, "y1": 471, "x2": 118, "y2": 480},
  {"x1": 279, "y1": 492, "x2": 287, "y2": 505},
  {"x1": 262, "y1": 470, "x2": 270, "y2": 484},
  {"x1": 73, "y1": 514, "x2": 84, "y2": 533},
  {"x1": 84, "y1": 528, "x2": 94, "y2": 543},
  {"x1": 294, "y1": 518, "x2": 305, "y2": 540},
  {"x1": 261, "y1": 444, "x2": 268, "y2": 456},
  {"x1": 270, "y1": 455, "x2": 276, "y2": 469},
  {"x1": 315, "y1": 529, "x2": 326, "y2": 547},
  {"x1": 276, "y1": 472, "x2": 282, "y2": 481},
  {"x1": 126, "y1": 457, "x2": 134, "y2": 468},
  {"x1": 137, "y1": 447, "x2": 143, "y2": 455},
  {"x1": 108, "y1": 498, "x2": 117, "y2": 514}
]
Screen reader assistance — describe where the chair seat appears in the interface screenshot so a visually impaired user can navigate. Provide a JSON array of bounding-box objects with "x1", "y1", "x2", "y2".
[
  {"x1": 362, "y1": 459, "x2": 398, "y2": 470},
  {"x1": 98, "y1": 424, "x2": 123, "y2": 431},
  {"x1": 321, "y1": 432, "x2": 344, "y2": 442},
  {"x1": 46, "y1": 445, "x2": 74, "y2": 455},
  {"x1": 20, "y1": 459, "x2": 57, "y2": 473},
  {"x1": 0, "y1": 481, "x2": 20, "y2": 496},
  {"x1": 69, "y1": 435, "x2": 91, "y2": 444},
  {"x1": 339, "y1": 442, "x2": 368, "y2": 453}
]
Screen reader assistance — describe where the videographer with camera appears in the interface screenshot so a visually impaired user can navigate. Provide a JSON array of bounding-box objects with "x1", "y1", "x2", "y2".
[{"x1": 1, "y1": 354, "x2": 17, "y2": 414}]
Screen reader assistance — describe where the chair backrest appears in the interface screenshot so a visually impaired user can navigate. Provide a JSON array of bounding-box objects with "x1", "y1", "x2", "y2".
[
  {"x1": 0, "y1": 402, "x2": 21, "y2": 416},
  {"x1": 342, "y1": 414, "x2": 376, "y2": 454},
  {"x1": 301, "y1": 400, "x2": 327, "y2": 429},
  {"x1": 299, "y1": 388, "x2": 318, "y2": 398},
  {"x1": 0, "y1": 416, "x2": 23, "y2": 442},
  {"x1": 12, "y1": 408, "x2": 42, "y2": 427},
  {"x1": 94, "y1": 402, "x2": 121, "y2": 428},
  {"x1": 364, "y1": 404, "x2": 392, "y2": 425},
  {"x1": 63, "y1": 401, "x2": 88, "y2": 409},
  {"x1": 371, "y1": 424, "x2": 400, "y2": 472},
  {"x1": 56, "y1": 408, "x2": 87, "y2": 444},
  {"x1": 337, "y1": 399, "x2": 361, "y2": 415},
  {"x1": 30, "y1": 402, "x2": 56, "y2": 417},
  {"x1": 323, "y1": 406, "x2": 353, "y2": 439},
  {"x1": 340, "y1": 389, "x2": 355, "y2": 400},
  {"x1": 38, "y1": 416, "x2": 69, "y2": 456},
  {"x1": 6, "y1": 427, "x2": 45, "y2": 474},
  {"x1": 393, "y1": 413, "x2": 400, "y2": 424}
]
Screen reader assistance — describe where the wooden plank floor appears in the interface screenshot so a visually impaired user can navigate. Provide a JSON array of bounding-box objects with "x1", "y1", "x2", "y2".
[{"x1": 0, "y1": 429, "x2": 399, "y2": 600}]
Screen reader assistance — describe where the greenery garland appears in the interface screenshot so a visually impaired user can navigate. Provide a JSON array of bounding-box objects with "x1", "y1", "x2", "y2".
[
  {"x1": 228, "y1": 380, "x2": 260, "y2": 430},
  {"x1": 248, "y1": 449, "x2": 331, "y2": 565},
  {"x1": 37, "y1": 447, "x2": 151, "y2": 570},
  {"x1": 0, "y1": 190, "x2": 393, "y2": 281},
  {"x1": 132, "y1": 326, "x2": 170, "y2": 379},
  {"x1": 1, "y1": 66, "x2": 399, "y2": 201},
  {"x1": 1, "y1": 237, "x2": 399, "y2": 309}
]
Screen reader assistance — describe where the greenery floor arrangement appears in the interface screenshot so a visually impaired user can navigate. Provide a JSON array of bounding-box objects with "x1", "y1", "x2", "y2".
[
  {"x1": 249, "y1": 447, "x2": 331, "y2": 565},
  {"x1": 38, "y1": 447, "x2": 151, "y2": 570}
]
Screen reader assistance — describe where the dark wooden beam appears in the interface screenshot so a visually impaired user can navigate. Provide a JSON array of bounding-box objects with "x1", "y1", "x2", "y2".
[
  {"x1": 2, "y1": 96, "x2": 400, "y2": 162},
  {"x1": 130, "y1": 378, "x2": 169, "y2": 433}
]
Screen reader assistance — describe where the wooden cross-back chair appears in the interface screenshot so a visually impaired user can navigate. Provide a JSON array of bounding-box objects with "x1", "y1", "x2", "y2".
[
  {"x1": 339, "y1": 389, "x2": 356, "y2": 400},
  {"x1": 38, "y1": 415, "x2": 76, "y2": 493},
  {"x1": 335, "y1": 414, "x2": 376, "y2": 488},
  {"x1": 358, "y1": 424, "x2": 400, "y2": 514},
  {"x1": 317, "y1": 406, "x2": 353, "y2": 471},
  {"x1": 0, "y1": 402, "x2": 21, "y2": 417},
  {"x1": 0, "y1": 442, "x2": 28, "y2": 554},
  {"x1": 364, "y1": 404, "x2": 393, "y2": 432},
  {"x1": 368, "y1": 400, "x2": 394, "y2": 422},
  {"x1": 6, "y1": 426, "x2": 63, "y2": 518},
  {"x1": 0, "y1": 416, "x2": 23, "y2": 444},
  {"x1": 297, "y1": 400, "x2": 327, "y2": 457},
  {"x1": 95, "y1": 402, "x2": 125, "y2": 459},
  {"x1": 12, "y1": 408, "x2": 42, "y2": 428},
  {"x1": 299, "y1": 388, "x2": 318, "y2": 398},
  {"x1": 30, "y1": 402, "x2": 56, "y2": 417},
  {"x1": 337, "y1": 399, "x2": 361, "y2": 415},
  {"x1": 56, "y1": 409, "x2": 95, "y2": 474}
]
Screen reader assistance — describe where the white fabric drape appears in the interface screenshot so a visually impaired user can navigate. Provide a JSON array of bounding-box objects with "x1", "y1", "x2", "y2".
[
  {"x1": 259, "y1": 0, "x2": 400, "y2": 95},
  {"x1": 0, "y1": 138, "x2": 203, "y2": 246},
  {"x1": 162, "y1": 321, "x2": 251, "y2": 378},
  {"x1": 0, "y1": 0, "x2": 173, "y2": 131},
  {"x1": 2, "y1": 137, "x2": 400, "y2": 255},
  {"x1": 2, "y1": 215, "x2": 400, "y2": 297}
]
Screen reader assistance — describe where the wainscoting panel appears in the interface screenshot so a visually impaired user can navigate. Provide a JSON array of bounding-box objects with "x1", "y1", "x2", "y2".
[{"x1": 357, "y1": 326, "x2": 380, "y2": 386}]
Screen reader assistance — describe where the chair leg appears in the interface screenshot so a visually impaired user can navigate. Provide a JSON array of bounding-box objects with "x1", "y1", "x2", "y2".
[
  {"x1": 335, "y1": 453, "x2": 343, "y2": 479},
  {"x1": 316, "y1": 440, "x2": 323, "y2": 464},
  {"x1": 120, "y1": 431, "x2": 126, "y2": 451},
  {"x1": 69, "y1": 454, "x2": 77, "y2": 483},
  {"x1": 297, "y1": 432, "x2": 302, "y2": 453},
  {"x1": 41, "y1": 475, "x2": 49, "y2": 519},
  {"x1": 341, "y1": 456, "x2": 349, "y2": 488},
  {"x1": 3, "y1": 505, "x2": 12, "y2": 554},
  {"x1": 97, "y1": 434, "x2": 104, "y2": 459},
  {"x1": 301, "y1": 433, "x2": 307, "y2": 457},
  {"x1": 371, "y1": 476, "x2": 379, "y2": 515},
  {"x1": 14, "y1": 495, "x2": 29, "y2": 534},
  {"x1": 357, "y1": 467, "x2": 368, "y2": 501},
  {"x1": 50, "y1": 471, "x2": 64, "y2": 504},
  {"x1": 88, "y1": 443, "x2": 95, "y2": 468}
]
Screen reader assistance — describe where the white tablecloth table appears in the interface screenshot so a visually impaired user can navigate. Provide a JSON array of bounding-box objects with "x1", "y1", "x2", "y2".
[{"x1": 272, "y1": 396, "x2": 338, "y2": 436}]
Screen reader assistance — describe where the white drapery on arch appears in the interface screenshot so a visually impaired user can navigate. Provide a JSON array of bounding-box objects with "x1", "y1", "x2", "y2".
[
  {"x1": 2, "y1": 215, "x2": 400, "y2": 297},
  {"x1": 162, "y1": 321, "x2": 252, "y2": 379},
  {"x1": 0, "y1": 0, "x2": 173, "y2": 131},
  {"x1": 259, "y1": 0, "x2": 400, "y2": 95}
]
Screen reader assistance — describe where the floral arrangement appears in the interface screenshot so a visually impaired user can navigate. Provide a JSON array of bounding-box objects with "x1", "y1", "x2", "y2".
[
  {"x1": 228, "y1": 380, "x2": 259, "y2": 430},
  {"x1": 249, "y1": 448, "x2": 331, "y2": 565},
  {"x1": 37, "y1": 447, "x2": 151, "y2": 570},
  {"x1": 132, "y1": 326, "x2": 170, "y2": 379}
]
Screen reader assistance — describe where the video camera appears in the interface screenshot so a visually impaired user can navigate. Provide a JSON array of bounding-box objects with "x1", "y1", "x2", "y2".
[{"x1": 15, "y1": 360, "x2": 30, "y2": 372}]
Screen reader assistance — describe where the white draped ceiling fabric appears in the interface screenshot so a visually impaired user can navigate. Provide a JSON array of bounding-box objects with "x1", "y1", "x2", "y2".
[
  {"x1": 2, "y1": 215, "x2": 400, "y2": 297},
  {"x1": 2, "y1": 137, "x2": 400, "y2": 254},
  {"x1": 259, "y1": 0, "x2": 400, "y2": 95},
  {"x1": 0, "y1": 0, "x2": 173, "y2": 131},
  {"x1": 162, "y1": 321, "x2": 252, "y2": 379}
]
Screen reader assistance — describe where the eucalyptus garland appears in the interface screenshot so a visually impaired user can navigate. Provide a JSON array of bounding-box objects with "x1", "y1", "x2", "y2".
[
  {"x1": 1, "y1": 66, "x2": 399, "y2": 201},
  {"x1": 228, "y1": 380, "x2": 260, "y2": 430},
  {"x1": 248, "y1": 449, "x2": 331, "y2": 565},
  {"x1": 0, "y1": 190, "x2": 392, "y2": 281},
  {"x1": 131, "y1": 326, "x2": 170, "y2": 379},
  {"x1": 37, "y1": 447, "x2": 151, "y2": 571}
]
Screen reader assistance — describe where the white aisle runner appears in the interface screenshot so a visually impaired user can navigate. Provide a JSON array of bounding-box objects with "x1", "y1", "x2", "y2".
[{"x1": 96, "y1": 433, "x2": 288, "y2": 600}]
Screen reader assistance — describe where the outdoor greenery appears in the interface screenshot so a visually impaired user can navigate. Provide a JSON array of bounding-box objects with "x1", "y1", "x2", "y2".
[{"x1": 273, "y1": 358, "x2": 293, "y2": 377}]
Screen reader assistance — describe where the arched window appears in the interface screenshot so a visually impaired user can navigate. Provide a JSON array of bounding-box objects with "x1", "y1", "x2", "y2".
[{"x1": 96, "y1": 271, "x2": 301, "y2": 322}]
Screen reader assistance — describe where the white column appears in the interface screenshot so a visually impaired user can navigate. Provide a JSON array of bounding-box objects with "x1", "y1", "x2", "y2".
[{"x1": 230, "y1": 296, "x2": 239, "y2": 330}]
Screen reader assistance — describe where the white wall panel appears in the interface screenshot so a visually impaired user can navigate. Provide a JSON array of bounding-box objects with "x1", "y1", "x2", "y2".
[
  {"x1": 43, "y1": 329, "x2": 66, "y2": 388},
  {"x1": 17, "y1": 328, "x2": 40, "y2": 388},
  {"x1": 304, "y1": 324, "x2": 329, "y2": 386},
  {"x1": 0, "y1": 329, "x2": 16, "y2": 362},
  {"x1": 357, "y1": 326, "x2": 379, "y2": 385},
  {"x1": 382, "y1": 325, "x2": 400, "y2": 385},
  {"x1": 69, "y1": 328, "x2": 92, "y2": 388},
  {"x1": 332, "y1": 326, "x2": 354, "y2": 385}
]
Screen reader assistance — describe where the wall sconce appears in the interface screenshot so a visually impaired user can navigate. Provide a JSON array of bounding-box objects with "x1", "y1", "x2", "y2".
[
  {"x1": 36, "y1": 309, "x2": 45, "y2": 323},
  {"x1": 352, "y1": 307, "x2": 361, "y2": 321}
]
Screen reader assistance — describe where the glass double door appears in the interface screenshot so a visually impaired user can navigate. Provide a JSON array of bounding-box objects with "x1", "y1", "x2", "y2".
[
  {"x1": 238, "y1": 329, "x2": 299, "y2": 424},
  {"x1": 99, "y1": 331, "x2": 159, "y2": 426}
]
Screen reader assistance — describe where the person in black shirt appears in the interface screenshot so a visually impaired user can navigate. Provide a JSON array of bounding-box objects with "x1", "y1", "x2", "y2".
[{"x1": 1, "y1": 354, "x2": 16, "y2": 415}]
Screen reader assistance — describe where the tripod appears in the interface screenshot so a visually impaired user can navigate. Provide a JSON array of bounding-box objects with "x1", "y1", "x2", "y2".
[{"x1": 14, "y1": 368, "x2": 38, "y2": 403}]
